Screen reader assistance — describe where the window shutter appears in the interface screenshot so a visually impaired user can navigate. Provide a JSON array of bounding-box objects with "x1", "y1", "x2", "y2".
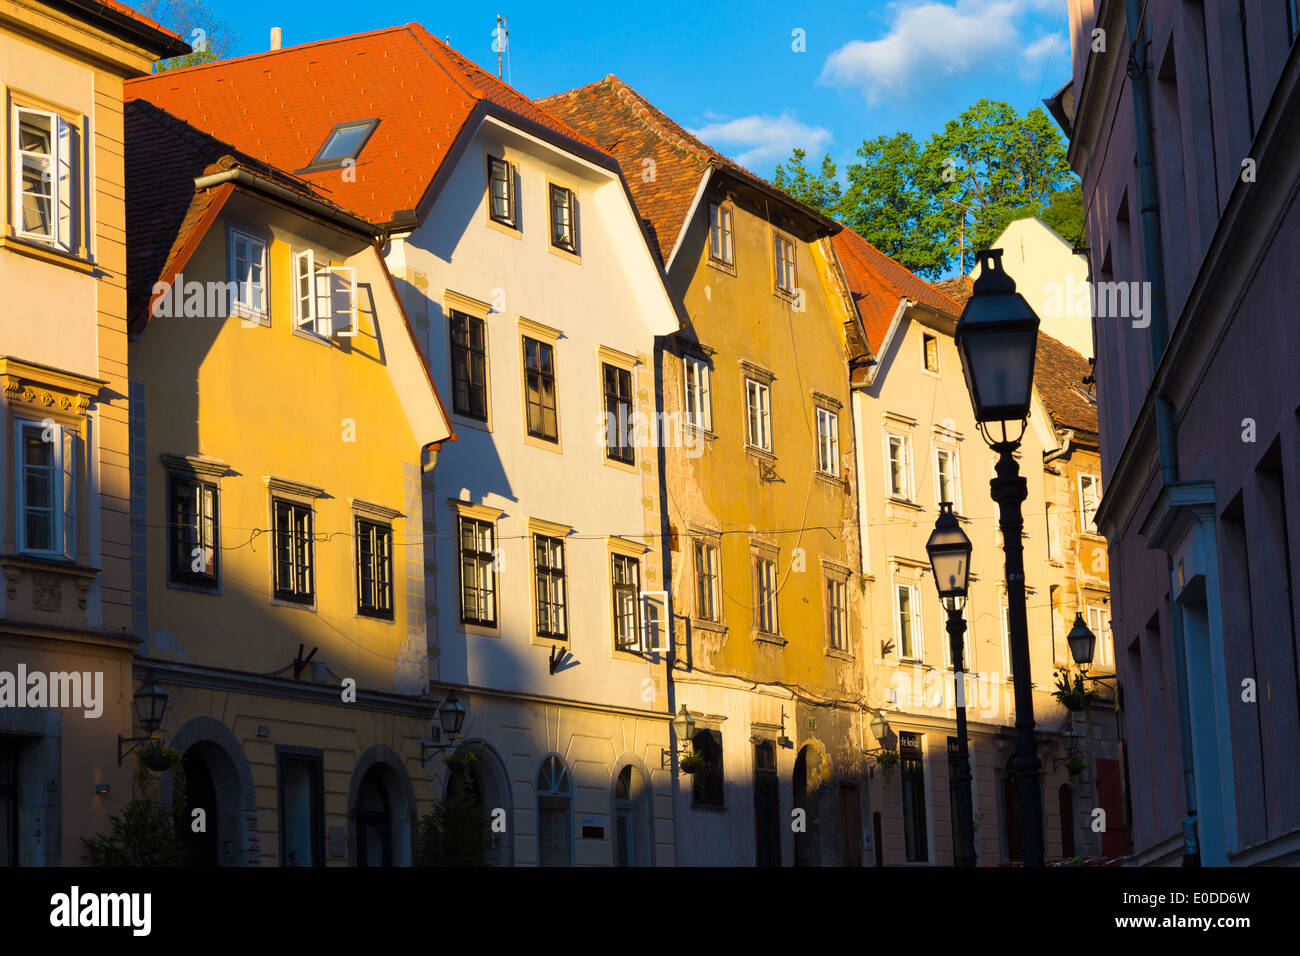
[
  {"x1": 313, "y1": 267, "x2": 332, "y2": 336},
  {"x1": 61, "y1": 426, "x2": 76, "y2": 561},
  {"x1": 328, "y1": 266, "x2": 357, "y2": 336},
  {"x1": 55, "y1": 117, "x2": 75, "y2": 252},
  {"x1": 295, "y1": 250, "x2": 315, "y2": 329},
  {"x1": 642, "y1": 592, "x2": 667, "y2": 652}
]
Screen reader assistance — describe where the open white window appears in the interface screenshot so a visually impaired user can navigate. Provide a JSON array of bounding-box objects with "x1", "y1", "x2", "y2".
[
  {"x1": 15, "y1": 419, "x2": 77, "y2": 560},
  {"x1": 641, "y1": 590, "x2": 669, "y2": 652},
  {"x1": 229, "y1": 228, "x2": 267, "y2": 321},
  {"x1": 294, "y1": 249, "x2": 357, "y2": 337},
  {"x1": 13, "y1": 107, "x2": 77, "y2": 253}
]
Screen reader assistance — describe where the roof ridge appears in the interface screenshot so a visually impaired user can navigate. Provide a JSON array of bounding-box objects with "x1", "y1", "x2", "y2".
[{"x1": 125, "y1": 23, "x2": 413, "y2": 85}]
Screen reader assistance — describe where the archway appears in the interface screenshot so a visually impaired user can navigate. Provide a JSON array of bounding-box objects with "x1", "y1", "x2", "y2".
[
  {"x1": 347, "y1": 746, "x2": 415, "y2": 867},
  {"x1": 168, "y1": 717, "x2": 256, "y2": 866},
  {"x1": 792, "y1": 745, "x2": 823, "y2": 867},
  {"x1": 611, "y1": 762, "x2": 653, "y2": 866},
  {"x1": 445, "y1": 740, "x2": 513, "y2": 866}
]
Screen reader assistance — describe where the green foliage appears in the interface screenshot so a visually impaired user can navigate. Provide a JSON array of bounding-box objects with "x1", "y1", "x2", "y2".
[
  {"x1": 678, "y1": 750, "x2": 707, "y2": 774},
  {"x1": 83, "y1": 746, "x2": 187, "y2": 867},
  {"x1": 136, "y1": 0, "x2": 239, "y2": 72},
  {"x1": 872, "y1": 748, "x2": 900, "y2": 788},
  {"x1": 416, "y1": 749, "x2": 493, "y2": 867},
  {"x1": 1053, "y1": 671, "x2": 1103, "y2": 711},
  {"x1": 775, "y1": 99, "x2": 1079, "y2": 278}
]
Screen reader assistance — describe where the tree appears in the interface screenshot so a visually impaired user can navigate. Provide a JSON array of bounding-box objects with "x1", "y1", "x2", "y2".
[
  {"x1": 773, "y1": 148, "x2": 842, "y2": 216},
  {"x1": 416, "y1": 749, "x2": 493, "y2": 866},
  {"x1": 83, "y1": 746, "x2": 187, "y2": 866},
  {"x1": 136, "y1": 0, "x2": 239, "y2": 71},
  {"x1": 775, "y1": 100, "x2": 1079, "y2": 278}
]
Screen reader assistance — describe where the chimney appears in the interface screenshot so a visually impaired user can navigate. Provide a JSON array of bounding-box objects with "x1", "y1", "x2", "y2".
[{"x1": 270, "y1": 27, "x2": 282, "y2": 51}]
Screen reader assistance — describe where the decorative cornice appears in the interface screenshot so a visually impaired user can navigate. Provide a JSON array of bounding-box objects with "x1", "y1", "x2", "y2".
[
  {"x1": 0, "y1": 356, "x2": 104, "y2": 415},
  {"x1": 350, "y1": 498, "x2": 404, "y2": 522},
  {"x1": 264, "y1": 476, "x2": 327, "y2": 500},
  {"x1": 161, "y1": 453, "x2": 233, "y2": 480},
  {"x1": 442, "y1": 288, "x2": 494, "y2": 319}
]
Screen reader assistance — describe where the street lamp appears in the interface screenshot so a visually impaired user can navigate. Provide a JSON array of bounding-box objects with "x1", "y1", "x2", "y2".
[
  {"x1": 925, "y1": 501, "x2": 977, "y2": 867},
  {"x1": 955, "y1": 247, "x2": 1045, "y2": 867},
  {"x1": 421, "y1": 690, "x2": 468, "y2": 766},
  {"x1": 117, "y1": 676, "x2": 170, "y2": 766},
  {"x1": 662, "y1": 705, "x2": 696, "y2": 769},
  {"x1": 1067, "y1": 612, "x2": 1096, "y2": 671}
]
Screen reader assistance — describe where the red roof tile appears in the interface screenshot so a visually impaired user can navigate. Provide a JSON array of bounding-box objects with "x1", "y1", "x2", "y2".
[
  {"x1": 1034, "y1": 331, "x2": 1099, "y2": 436},
  {"x1": 539, "y1": 75, "x2": 838, "y2": 266},
  {"x1": 831, "y1": 227, "x2": 962, "y2": 353},
  {"x1": 124, "y1": 24, "x2": 602, "y2": 225}
]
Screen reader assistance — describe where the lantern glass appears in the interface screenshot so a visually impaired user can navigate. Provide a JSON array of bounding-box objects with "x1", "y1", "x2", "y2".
[
  {"x1": 954, "y1": 249, "x2": 1040, "y2": 424},
  {"x1": 439, "y1": 692, "x2": 466, "y2": 736},
  {"x1": 133, "y1": 681, "x2": 168, "y2": 733},
  {"x1": 869, "y1": 713, "x2": 889, "y2": 744},
  {"x1": 1067, "y1": 613, "x2": 1096, "y2": 668},
  {"x1": 926, "y1": 503, "x2": 972, "y2": 600},
  {"x1": 672, "y1": 706, "x2": 695, "y2": 745}
]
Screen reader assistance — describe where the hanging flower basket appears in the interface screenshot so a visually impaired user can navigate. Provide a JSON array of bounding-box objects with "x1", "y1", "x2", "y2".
[
  {"x1": 1053, "y1": 672, "x2": 1102, "y2": 712},
  {"x1": 678, "y1": 751, "x2": 707, "y2": 775},
  {"x1": 139, "y1": 740, "x2": 175, "y2": 772}
]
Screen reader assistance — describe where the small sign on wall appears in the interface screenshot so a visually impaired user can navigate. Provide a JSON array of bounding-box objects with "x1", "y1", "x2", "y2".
[{"x1": 580, "y1": 815, "x2": 605, "y2": 840}]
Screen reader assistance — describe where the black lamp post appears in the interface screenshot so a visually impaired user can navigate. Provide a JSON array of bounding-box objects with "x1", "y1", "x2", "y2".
[
  {"x1": 955, "y1": 247, "x2": 1044, "y2": 867},
  {"x1": 421, "y1": 690, "x2": 468, "y2": 765},
  {"x1": 926, "y1": 501, "x2": 977, "y2": 867}
]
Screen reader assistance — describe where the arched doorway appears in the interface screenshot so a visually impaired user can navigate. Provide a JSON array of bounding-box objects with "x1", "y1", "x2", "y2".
[
  {"x1": 445, "y1": 741, "x2": 513, "y2": 866},
  {"x1": 356, "y1": 769, "x2": 392, "y2": 866},
  {"x1": 612, "y1": 763, "x2": 652, "y2": 866},
  {"x1": 792, "y1": 746, "x2": 822, "y2": 867},
  {"x1": 536, "y1": 755, "x2": 573, "y2": 867},
  {"x1": 180, "y1": 748, "x2": 217, "y2": 866}
]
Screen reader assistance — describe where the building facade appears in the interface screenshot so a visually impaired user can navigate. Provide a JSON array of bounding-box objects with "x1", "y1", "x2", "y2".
[
  {"x1": 542, "y1": 76, "x2": 870, "y2": 867},
  {"x1": 1059, "y1": 0, "x2": 1300, "y2": 864},
  {"x1": 128, "y1": 27, "x2": 681, "y2": 866},
  {"x1": 0, "y1": 0, "x2": 185, "y2": 865}
]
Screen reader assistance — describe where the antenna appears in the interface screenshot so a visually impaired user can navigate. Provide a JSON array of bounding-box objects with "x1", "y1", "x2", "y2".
[{"x1": 494, "y1": 15, "x2": 510, "y2": 79}]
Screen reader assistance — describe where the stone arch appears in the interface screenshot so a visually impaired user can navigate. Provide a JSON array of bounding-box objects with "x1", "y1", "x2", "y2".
[
  {"x1": 793, "y1": 739, "x2": 830, "y2": 867},
  {"x1": 167, "y1": 716, "x2": 257, "y2": 866},
  {"x1": 609, "y1": 753, "x2": 654, "y2": 866},
  {"x1": 445, "y1": 738, "x2": 514, "y2": 866},
  {"x1": 346, "y1": 745, "x2": 417, "y2": 867}
]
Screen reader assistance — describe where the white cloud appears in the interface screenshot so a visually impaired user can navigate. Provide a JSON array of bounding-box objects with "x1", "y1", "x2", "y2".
[
  {"x1": 820, "y1": 0, "x2": 1067, "y2": 104},
  {"x1": 687, "y1": 113, "x2": 832, "y2": 169}
]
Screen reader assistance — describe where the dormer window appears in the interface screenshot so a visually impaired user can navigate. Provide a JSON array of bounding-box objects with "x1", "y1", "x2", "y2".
[
  {"x1": 488, "y1": 155, "x2": 516, "y2": 228},
  {"x1": 303, "y1": 119, "x2": 379, "y2": 171},
  {"x1": 550, "y1": 183, "x2": 576, "y2": 253},
  {"x1": 294, "y1": 249, "x2": 356, "y2": 338}
]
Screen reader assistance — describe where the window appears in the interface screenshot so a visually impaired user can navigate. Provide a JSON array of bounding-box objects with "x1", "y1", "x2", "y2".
[
  {"x1": 603, "y1": 362, "x2": 634, "y2": 464},
  {"x1": 15, "y1": 420, "x2": 76, "y2": 559},
  {"x1": 1087, "y1": 604, "x2": 1112, "y2": 668},
  {"x1": 887, "y1": 432, "x2": 913, "y2": 500},
  {"x1": 922, "y1": 332, "x2": 940, "y2": 372},
  {"x1": 272, "y1": 498, "x2": 314, "y2": 604},
  {"x1": 935, "y1": 446, "x2": 959, "y2": 511},
  {"x1": 816, "y1": 408, "x2": 840, "y2": 476},
  {"x1": 549, "y1": 183, "x2": 575, "y2": 252},
  {"x1": 683, "y1": 356, "x2": 712, "y2": 431},
  {"x1": 449, "y1": 311, "x2": 488, "y2": 421},
  {"x1": 293, "y1": 249, "x2": 356, "y2": 337},
  {"x1": 708, "y1": 202, "x2": 734, "y2": 265},
  {"x1": 537, "y1": 756, "x2": 573, "y2": 866},
  {"x1": 826, "y1": 575, "x2": 848, "y2": 651},
  {"x1": 900, "y1": 732, "x2": 929, "y2": 862},
  {"x1": 754, "y1": 554, "x2": 779, "y2": 635},
  {"x1": 774, "y1": 233, "x2": 796, "y2": 294},
  {"x1": 612, "y1": 553, "x2": 641, "y2": 650},
  {"x1": 523, "y1": 337, "x2": 558, "y2": 442},
  {"x1": 278, "y1": 750, "x2": 324, "y2": 866},
  {"x1": 691, "y1": 728, "x2": 724, "y2": 808},
  {"x1": 13, "y1": 107, "x2": 77, "y2": 252},
  {"x1": 169, "y1": 476, "x2": 218, "y2": 588},
  {"x1": 895, "y1": 583, "x2": 921, "y2": 660},
  {"x1": 459, "y1": 516, "x2": 497, "y2": 627},
  {"x1": 228, "y1": 228, "x2": 267, "y2": 321},
  {"x1": 487, "y1": 155, "x2": 516, "y2": 227},
  {"x1": 745, "y1": 379, "x2": 772, "y2": 453},
  {"x1": 694, "y1": 538, "x2": 720, "y2": 622},
  {"x1": 356, "y1": 518, "x2": 393, "y2": 619},
  {"x1": 304, "y1": 118, "x2": 378, "y2": 170},
  {"x1": 1079, "y1": 473, "x2": 1101, "y2": 531},
  {"x1": 534, "y1": 534, "x2": 567, "y2": 639}
]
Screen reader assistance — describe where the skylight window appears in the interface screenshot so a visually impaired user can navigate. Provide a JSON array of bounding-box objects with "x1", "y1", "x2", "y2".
[{"x1": 303, "y1": 119, "x2": 379, "y2": 170}]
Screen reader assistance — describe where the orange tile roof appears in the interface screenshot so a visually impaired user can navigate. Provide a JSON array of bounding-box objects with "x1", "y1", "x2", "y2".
[
  {"x1": 539, "y1": 75, "x2": 839, "y2": 266},
  {"x1": 125, "y1": 24, "x2": 603, "y2": 225},
  {"x1": 831, "y1": 226, "x2": 962, "y2": 353},
  {"x1": 1034, "y1": 331, "x2": 1099, "y2": 436}
]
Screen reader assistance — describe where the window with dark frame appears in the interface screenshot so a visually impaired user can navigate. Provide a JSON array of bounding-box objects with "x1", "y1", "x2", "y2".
[
  {"x1": 603, "y1": 363, "x2": 634, "y2": 464},
  {"x1": 923, "y1": 332, "x2": 940, "y2": 372},
  {"x1": 826, "y1": 576, "x2": 848, "y2": 651},
  {"x1": 459, "y1": 515, "x2": 497, "y2": 627},
  {"x1": 488, "y1": 155, "x2": 516, "y2": 227},
  {"x1": 612, "y1": 552, "x2": 641, "y2": 650},
  {"x1": 900, "y1": 731, "x2": 929, "y2": 862},
  {"x1": 303, "y1": 119, "x2": 379, "y2": 170},
  {"x1": 272, "y1": 498, "x2": 314, "y2": 604},
  {"x1": 691, "y1": 728, "x2": 724, "y2": 807},
  {"x1": 355, "y1": 518, "x2": 393, "y2": 619},
  {"x1": 550, "y1": 183, "x2": 575, "y2": 252},
  {"x1": 754, "y1": 554, "x2": 779, "y2": 635},
  {"x1": 169, "y1": 474, "x2": 218, "y2": 588},
  {"x1": 774, "y1": 233, "x2": 796, "y2": 294},
  {"x1": 449, "y1": 310, "x2": 488, "y2": 421},
  {"x1": 694, "y1": 538, "x2": 719, "y2": 622},
  {"x1": 708, "y1": 202, "x2": 734, "y2": 265},
  {"x1": 534, "y1": 533, "x2": 567, "y2": 639},
  {"x1": 524, "y1": 336, "x2": 558, "y2": 442}
]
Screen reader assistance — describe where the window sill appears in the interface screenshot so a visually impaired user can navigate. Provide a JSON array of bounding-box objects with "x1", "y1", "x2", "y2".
[
  {"x1": 486, "y1": 217, "x2": 522, "y2": 240},
  {"x1": 167, "y1": 577, "x2": 221, "y2": 596},
  {"x1": 706, "y1": 256, "x2": 736, "y2": 277},
  {"x1": 459, "y1": 622, "x2": 500, "y2": 638},
  {"x1": 451, "y1": 413, "x2": 492, "y2": 434},
  {"x1": 356, "y1": 609, "x2": 396, "y2": 623},
  {"x1": 602, "y1": 453, "x2": 637, "y2": 474},
  {"x1": 773, "y1": 287, "x2": 795, "y2": 302},
  {"x1": 753, "y1": 631, "x2": 787, "y2": 647},
  {"x1": 825, "y1": 647, "x2": 854, "y2": 662},
  {"x1": 548, "y1": 243, "x2": 581, "y2": 265},
  {"x1": 0, "y1": 236, "x2": 95, "y2": 273},
  {"x1": 691, "y1": 617, "x2": 726, "y2": 634},
  {"x1": 1, "y1": 552, "x2": 99, "y2": 577},
  {"x1": 523, "y1": 432, "x2": 563, "y2": 455},
  {"x1": 814, "y1": 470, "x2": 846, "y2": 490},
  {"x1": 744, "y1": 445, "x2": 776, "y2": 464},
  {"x1": 271, "y1": 595, "x2": 316, "y2": 612},
  {"x1": 887, "y1": 496, "x2": 922, "y2": 512}
]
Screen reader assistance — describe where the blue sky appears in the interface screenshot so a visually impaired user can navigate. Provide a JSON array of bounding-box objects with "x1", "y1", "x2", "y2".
[{"x1": 200, "y1": 0, "x2": 1072, "y2": 179}]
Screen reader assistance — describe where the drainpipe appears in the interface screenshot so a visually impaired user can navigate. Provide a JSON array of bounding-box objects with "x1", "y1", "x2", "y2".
[{"x1": 1123, "y1": 0, "x2": 1199, "y2": 866}]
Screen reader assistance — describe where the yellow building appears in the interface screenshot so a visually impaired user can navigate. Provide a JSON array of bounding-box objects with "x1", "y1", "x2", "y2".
[
  {"x1": 124, "y1": 101, "x2": 452, "y2": 865},
  {"x1": 543, "y1": 77, "x2": 870, "y2": 866},
  {"x1": 0, "y1": 0, "x2": 186, "y2": 865}
]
